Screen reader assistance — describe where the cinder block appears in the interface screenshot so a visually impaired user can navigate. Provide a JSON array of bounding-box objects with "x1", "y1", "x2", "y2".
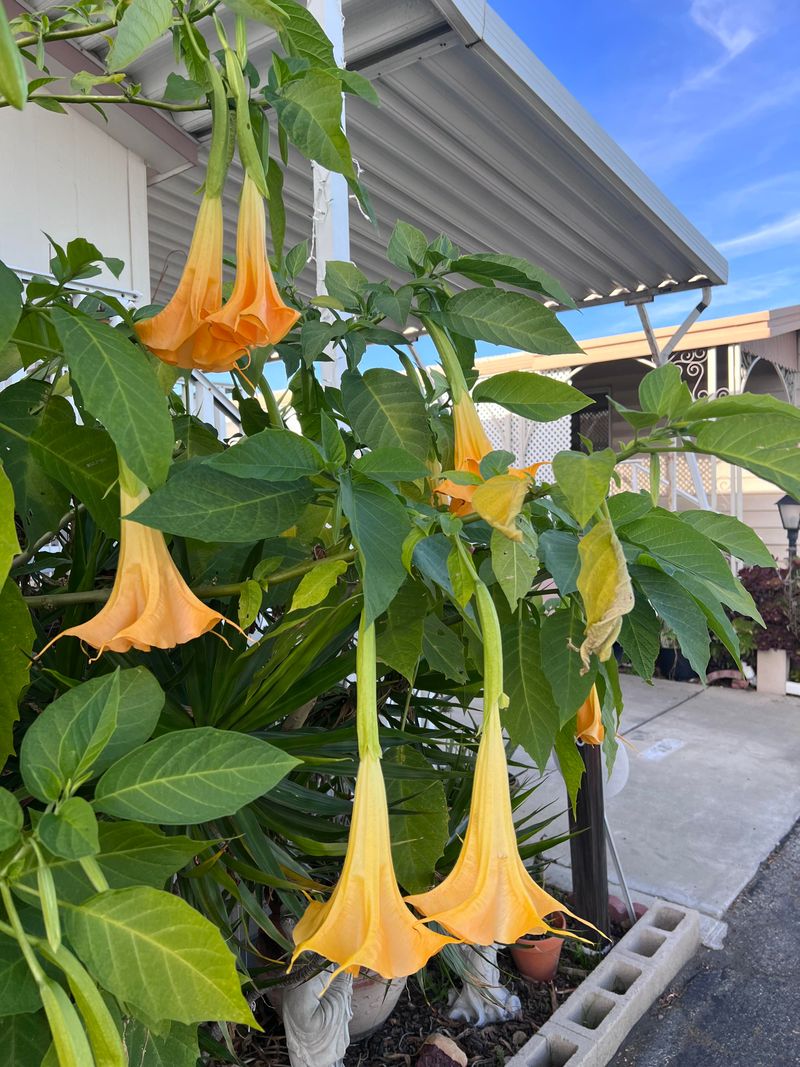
[{"x1": 504, "y1": 1026, "x2": 595, "y2": 1066}]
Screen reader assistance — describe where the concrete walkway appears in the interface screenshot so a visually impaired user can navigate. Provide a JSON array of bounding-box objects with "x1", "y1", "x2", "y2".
[
  {"x1": 609, "y1": 823, "x2": 800, "y2": 1066},
  {"x1": 521, "y1": 677, "x2": 800, "y2": 944}
]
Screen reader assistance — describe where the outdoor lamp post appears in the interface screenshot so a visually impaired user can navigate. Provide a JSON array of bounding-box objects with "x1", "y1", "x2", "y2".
[{"x1": 777, "y1": 494, "x2": 800, "y2": 561}]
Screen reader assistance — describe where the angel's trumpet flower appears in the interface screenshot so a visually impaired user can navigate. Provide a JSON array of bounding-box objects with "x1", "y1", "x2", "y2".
[
  {"x1": 43, "y1": 463, "x2": 226, "y2": 657},
  {"x1": 576, "y1": 686, "x2": 604, "y2": 745},
  {"x1": 407, "y1": 581, "x2": 580, "y2": 945},
  {"x1": 291, "y1": 618, "x2": 454, "y2": 981}
]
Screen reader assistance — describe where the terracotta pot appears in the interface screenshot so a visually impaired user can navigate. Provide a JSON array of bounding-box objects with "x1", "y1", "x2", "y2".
[
  {"x1": 349, "y1": 973, "x2": 407, "y2": 1042},
  {"x1": 509, "y1": 912, "x2": 567, "y2": 983}
]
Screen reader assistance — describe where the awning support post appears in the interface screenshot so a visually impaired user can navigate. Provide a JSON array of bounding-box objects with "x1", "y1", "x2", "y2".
[{"x1": 309, "y1": 0, "x2": 350, "y2": 387}]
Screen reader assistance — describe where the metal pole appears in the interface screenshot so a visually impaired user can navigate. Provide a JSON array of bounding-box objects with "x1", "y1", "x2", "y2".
[{"x1": 568, "y1": 743, "x2": 610, "y2": 941}]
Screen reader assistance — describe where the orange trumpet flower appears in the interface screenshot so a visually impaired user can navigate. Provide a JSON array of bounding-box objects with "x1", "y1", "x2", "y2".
[
  {"x1": 206, "y1": 174, "x2": 300, "y2": 355},
  {"x1": 407, "y1": 582, "x2": 578, "y2": 945},
  {"x1": 576, "y1": 686, "x2": 604, "y2": 745},
  {"x1": 44, "y1": 466, "x2": 227, "y2": 657},
  {"x1": 291, "y1": 620, "x2": 453, "y2": 980}
]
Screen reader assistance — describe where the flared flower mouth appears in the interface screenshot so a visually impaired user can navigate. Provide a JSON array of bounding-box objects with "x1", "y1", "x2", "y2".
[
  {"x1": 576, "y1": 686, "x2": 604, "y2": 745},
  {"x1": 290, "y1": 752, "x2": 454, "y2": 981}
]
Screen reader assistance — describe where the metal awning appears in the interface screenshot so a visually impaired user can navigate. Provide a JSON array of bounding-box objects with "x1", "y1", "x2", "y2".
[{"x1": 25, "y1": 0, "x2": 728, "y2": 307}]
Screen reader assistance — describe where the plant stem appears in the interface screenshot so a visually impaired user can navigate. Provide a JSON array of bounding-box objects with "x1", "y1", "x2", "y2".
[
  {"x1": 11, "y1": 505, "x2": 85, "y2": 569},
  {"x1": 0, "y1": 882, "x2": 45, "y2": 985},
  {"x1": 474, "y1": 580, "x2": 504, "y2": 716},
  {"x1": 22, "y1": 549, "x2": 357, "y2": 608},
  {"x1": 14, "y1": 20, "x2": 118, "y2": 47},
  {"x1": 355, "y1": 615, "x2": 381, "y2": 759},
  {"x1": 9, "y1": 93, "x2": 209, "y2": 112}
]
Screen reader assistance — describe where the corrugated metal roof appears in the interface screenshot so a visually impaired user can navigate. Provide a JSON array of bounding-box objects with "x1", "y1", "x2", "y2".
[{"x1": 27, "y1": 0, "x2": 728, "y2": 308}]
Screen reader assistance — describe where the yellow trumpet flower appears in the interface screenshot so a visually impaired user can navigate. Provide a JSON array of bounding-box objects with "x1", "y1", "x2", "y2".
[
  {"x1": 576, "y1": 686, "x2": 604, "y2": 745},
  {"x1": 407, "y1": 582, "x2": 576, "y2": 945},
  {"x1": 206, "y1": 174, "x2": 300, "y2": 356},
  {"x1": 44, "y1": 464, "x2": 227, "y2": 657},
  {"x1": 291, "y1": 619, "x2": 453, "y2": 980}
]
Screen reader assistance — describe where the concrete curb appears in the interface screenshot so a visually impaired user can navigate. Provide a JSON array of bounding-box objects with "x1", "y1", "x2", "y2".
[{"x1": 505, "y1": 900, "x2": 700, "y2": 1066}]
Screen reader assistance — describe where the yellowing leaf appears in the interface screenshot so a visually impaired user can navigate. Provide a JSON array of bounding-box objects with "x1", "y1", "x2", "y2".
[
  {"x1": 576, "y1": 518, "x2": 634, "y2": 669},
  {"x1": 290, "y1": 558, "x2": 348, "y2": 613},
  {"x1": 471, "y1": 474, "x2": 528, "y2": 541}
]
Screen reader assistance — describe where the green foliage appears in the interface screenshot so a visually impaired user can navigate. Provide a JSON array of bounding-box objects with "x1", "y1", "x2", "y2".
[
  {"x1": 385, "y1": 746, "x2": 449, "y2": 893},
  {"x1": 107, "y1": 0, "x2": 173, "y2": 72},
  {"x1": 473, "y1": 370, "x2": 591, "y2": 421}
]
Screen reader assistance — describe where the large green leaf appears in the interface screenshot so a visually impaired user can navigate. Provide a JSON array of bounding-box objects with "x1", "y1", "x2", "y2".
[
  {"x1": 38, "y1": 797, "x2": 100, "y2": 860},
  {"x1": 0, "y1": 1011, "x2": 52, "y2": 1064},
  {"x1": 124, "y1": 1020, "x2": 199, "y2": 1067},
  {"x1": 448, "y1": 253, "x2": 576, "y2": 308},
  {"x1": 618, "y1": 593, "x2": 662, "y2": 679},
  {"x1": 51, "y1": 309, "x2": 173, "y2": 487},
  {"x1": 208, "y1": 429, "x2": 324, "y2": 481},
  {"x1": 341, "y1": 369, "x2": 431, "y2": 461},
  {"x1": 538, "y1": 530, "x2": 580, "y2": 593},
  {"x1": 0, "y1": 463, "x2": 19, "y2": 586},
  {"x1": 679, "y1": 510, "x2": 775, "y2": 568},
  {"x1": 385, "y1": 746, "x2": 449, "y2": 894},
  {"x1": 0, "y1": 935, "x2": 40, "y2": 1016},
  {"x1": 377, "y1": 581, "x2": 427, "y2": 681},
  {"x1": 387, "y1": 221, "x2": 428, "y2": 272},
  {"x1": 20, "y1": 671, "x2": 126, "y2": 803},
  {"x1": 351, "y1": 447, "x2": 429, "y2": 484},
  {"x1": 638, "y1": 363, "x2": 692, "y2": 418},
  {"x1": 502, "y1": 605, "x2": 560, "y2": 770},
  {"x1": 272, "y1": 69, "x2": 354, "y2": 179},
  {"x1": 0, "y1": 260, "x2": 23, "y2": 351},
  {"x1": 620, "y1": 510, "x2": 760, "y2": 620},
  {"x1": 687, "y1": 393, "x2": 800, "y2": 421},
  {"x1": 431, "y1": 289, "x2": 582, "y2": 355},
  {"x1": 552, "y1": 449, "x2": 617, "y2": 527},
  {"x1": 491, "y1": 527, "x2": 538, "y2": 609},
  {"x1": 340, "y1": 474, "x2": 410, "y2": 627},
  {"x1": 0, "y1": 380, "x2": 71, "y2": 545},
  {"x1": 65, "y1": 888, "x2": 256, "y2": 1025},
  {"x1": 94, "y1": 728, "x2": 300, "y2": 824},
  {"x1": 130, "y1": 463, "x2": 313, "y2": 542},
  {"x1": 631, "y1": 563, "x2": 710, "y2": 678},
  {"x1": 690, "y1": 414, "x2": 800, "y2": 498},
  {"x1": 226, "y1": 0, "x2": 336, "y2": 66},
  {"x1": 421, "y1": 614, "x2": 468, "y2": 683},
  {"x1": 0, "y1": 787, "x2": 22, "y2": 850},
  {"x1": 0, "y1": 578, "x2": 34, "y2": 769},
  {"x1": 107, "y1": 0, "x2": 173, "y2": 71},
  {"x1": 473, "y1": 370, "x2": 591, "y2": 421},
  {"x1": 539, "y1": 602, "x2": 596, "y2": 723}
]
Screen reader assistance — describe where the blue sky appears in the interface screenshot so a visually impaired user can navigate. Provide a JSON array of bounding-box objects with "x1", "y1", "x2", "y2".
[{"x1": 264, "y1": 0, "x2": 800, "y2": 387}]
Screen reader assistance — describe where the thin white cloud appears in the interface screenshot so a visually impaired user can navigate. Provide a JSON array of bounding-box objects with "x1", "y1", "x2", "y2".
[
  {"x1": 719, "y1": 212, "x2": 800, "y2": 255},
  {"x1": 671, "y1": 0, "x2": 768, "y2": 96}
]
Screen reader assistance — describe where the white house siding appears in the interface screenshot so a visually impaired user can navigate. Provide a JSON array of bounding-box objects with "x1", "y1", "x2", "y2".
[{"x1": 0, "y1": 103, "x2": 150, "y2": 299}]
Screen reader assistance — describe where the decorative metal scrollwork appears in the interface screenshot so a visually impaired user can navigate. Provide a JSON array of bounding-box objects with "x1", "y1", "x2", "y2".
[{"x1": 668, "y1": 348, "x2": 708, "y2": 399}]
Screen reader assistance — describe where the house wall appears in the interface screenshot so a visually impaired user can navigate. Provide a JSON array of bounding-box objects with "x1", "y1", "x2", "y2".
[{"x1": 0, "y1": 103, "x2": 150, "y2": 299}]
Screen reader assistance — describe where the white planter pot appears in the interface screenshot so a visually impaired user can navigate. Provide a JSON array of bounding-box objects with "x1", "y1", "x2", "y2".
[{"x1": 756, "y1": 649, "x2": 789, "y2": 694}]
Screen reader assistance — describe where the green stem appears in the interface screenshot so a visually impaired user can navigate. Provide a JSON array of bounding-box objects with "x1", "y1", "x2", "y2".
[
  {"x1": 2, "y1": 93, "x2": 209, "y2": 112},
  {"x1": 14, "y1": 20, "x2": 117, "y2": 47},
  {"x1": 474, "y1": 580, "x2": 503, "y2": 715},
  {"x1": 355, "y1": 614, "x2": 380, "y2": 759},
  {"x1": 420, "y1": 316, "x2": 469, "y2": 402},
  {"x1": 0, "y1": 882, "x2": 45, "y2": 985}
]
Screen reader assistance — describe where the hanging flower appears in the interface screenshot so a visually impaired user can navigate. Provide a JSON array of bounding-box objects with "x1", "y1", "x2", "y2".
[
  {"x1": 407, "y1": 582, "x2": 580, "y2": 945},
  {"x1": 291, "y1": 620, "x2": 453, "y2": 981},
  {"x1": 576, "y1": 686, "x2": 604, "y2": 745},
  {"x1": 42, "y1": 465, "x2": 228, "y2": 657},
  {"x1": 205, "y1": 174, "x2": 300, "y2": 355}
]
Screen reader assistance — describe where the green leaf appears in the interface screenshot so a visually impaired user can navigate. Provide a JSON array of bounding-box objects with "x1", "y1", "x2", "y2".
[
  {"x1": 38, "y1": 797, "x2": 99, "y2": 860},
  {"x1": 0, "y1": 4, "x2": 27, "y2": 110},
  {"x1": 473, "y1": 370, "x2": 591, "y2": 421},
  {"x1": 387, "y1": 221, "x2": 428, "y2": 272},
  {"x1": 324, "y1": 260, "x2": 368, "y2": 306},
  {"x1": 421, "y1": 614, "x2": 467, "y2": 683},
  {"x1": 538, "y1": 530, "x2": 580, "y2": 594},
  {"x1": 0, "y1": 463, "x2": 19, "y2": 586},
  {"x1": 0, "y1": 578, "x2": 34, "y2": 770},
  {"x1": 431, "y1": 289, "x2": 583, "y2": 355},
  {"x1": 336, "y1": 67, "x2": 380, "y2": 105},
  {"x1": 162, "y1": 72, "x2": 204, "y2": 103},
  {"x1": 40, "y1": 977, "x2": 94, "y2": 1067},
  {"x1": 290, "y1": 558, "x2": 347, "y2": 612},
  {"x1": 679, "y1": 510, "x2": 775, "y2": 568},
  {"x1": 208, "y1": 428, "x2": 324, "y2": 481},
  {"x1": 107, "y1": 0, "x2": 173, "y2": 72},
  {"x1": 618, "y1": 594, "x2": 661, "y2": 679},
  {"x1": 94, "y1": 728, "x2": 300, "y2": 824},
  {"x1": 385, "y1": 746, "x2": 448, "y2": 894},
  {"x1": 0, "y1": 786, "x2": 23, "y2": 850},
  {"x1": 0, "y1": 380, "x2": 71, "y2": 545},
  {"x1": 448, "y1": 253, "x2": 576, "y2": 308},
  {"x1": 638, "y1": 363, "x2": 692, "y2": 419},
  {"x1": 631, "y1": 563, "x2": 710, "y2": 678},
  {"x1": 691, "y1": 414, "x2": 800, "y2": 499},
  {"x1": 0, "y1": 936, "x2": 40, "y2": 1016},
  {"x1": 687, "y1": 393, "x2": 800, "y2": 421},
  {"x1": 285, "y1": 240, "x2": 309, "y2": 279},
  {"x1": 552, "y1": 449, "x2": 617, "y2": 527},
  {"x1": 29, "y1": 396, "x2": 120, "y2": 538},
  {"x1": 340, "y1": 474, "x2": 411, "y2": 627},
  {"x1": 272, "y1": 69, "x2": 354, "y2": 178},
  {"x1": 491, "y1": 528, "x2": 538, "y2": 609},
  {"x1": 65, "y1": 887, "x2": 257, "y2": 1025},
  {"x1": 447, "y1": 544, "x2": 476, "y2": 608},
  {"x1": 0, "y1": 1011, "x2": 52, "y2": 1063},
  {"x1": 130, "y1": 464, "x2": 313, "y2": 543},
  {"x1": 20, "y1": 672, "x2": 122, "y2": 802},
  {"x1": 341, "y1": 369, "x2": 431, "y2": 461},
  {"x1": 51, "y1": 309, "x2": 173, "y2": 487},
  {"x1": 555, "y1": 724, "x2": 585, "y2": 811},
  {"x1": 377, "y1": 582, "x2": 426, "y2": 681},
  {"x1": 539, "y1": 602, "x2": 597, "y2": 723},
  {"x1": 607, "y1": 491, "x2": 653, "y2": 527},
  {"x1": 228, "y1": 0, "x2": 336, "y2": 66},
  {"x1": 502, "y1": 605, "x2": 560, "y2": 770},
  {"x1": 351, "y1": 447, "x2": 428, "y2": 484},
  {"x1": 124, "y1": 1020, "x2": 199, "y2": 1067},
  {"x1": 0, "y1": 261, "x2": 23, "y2": 351},
  {"x1": 237, "y1": 579, "x2": 263, "y2": 630}
]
